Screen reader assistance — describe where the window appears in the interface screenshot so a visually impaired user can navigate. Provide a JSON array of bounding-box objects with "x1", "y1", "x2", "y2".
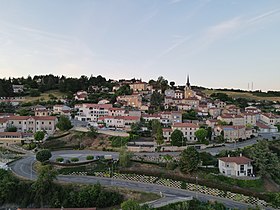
[{"x1": 240, "y1": 165, "x2": 244, "y2": 173}]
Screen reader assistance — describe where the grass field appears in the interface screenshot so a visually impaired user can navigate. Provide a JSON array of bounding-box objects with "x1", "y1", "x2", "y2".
[
  {"x1": 24, "y1": 90, "x2": 66, "y2": 102},
  {"x1": 203, "y1": 89, "x2": 280, "y2": 102}
]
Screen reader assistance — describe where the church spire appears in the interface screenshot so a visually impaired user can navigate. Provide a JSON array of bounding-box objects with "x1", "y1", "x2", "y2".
[{"x1": 186, "y1": 74, "x2": 190, "y2": 88}]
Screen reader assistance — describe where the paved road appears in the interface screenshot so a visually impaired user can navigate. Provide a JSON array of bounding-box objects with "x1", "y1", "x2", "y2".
[{"x1": 9, "y1": 155, "x2": 274, "y2": 210}]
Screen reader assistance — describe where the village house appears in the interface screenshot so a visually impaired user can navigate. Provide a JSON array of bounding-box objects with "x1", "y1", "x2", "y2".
[
  {"x1": 141, "y1": 113, "x2": 161, "y2": 122},
  {"x1": 0, "y1": 132, "x2": 33, "y2": 146},
  {"x1": 217, "y1": 114, "x2": 244, "y2": 126},
  {"x1": 5, "y1": 116, "x2": 57, "y2": 134},
  {"x1": 222, "y1": 105, "x2": 241, "y2": 115},
  {"x1": 214, "y1": 125, "x2": 253, "y2": 142},
  {"x1": 98, "y1": 115, "x2": 140, "y2": 130},
  {"x1": 242, "y1": 113, "x2": 257, "y2": 126},
  {"x1": 0, "y1": 118, "x2": 7, "y2": 132},
  {"x1": 160, "y1": 111, "x2": 182, "y2": 127},
  {"x1": 129, "y1": 81, "x2": 150, "y2": 92},
  {"x1": 208, "y1": 107, "x2": 221, "y2": 118},
  {"x1": 218, "y1": 154, "x2": 253, "y2": 177},
  {"x1": 163, "y1": 122, "x2": 199, "y2": 142},
  {"x1": 74, "y1": 91, "x2": 88, "y2": 101},
  {"x1": 12, "y1": 85, "x2": 24, "y2": 93},
  {"x1": 75, "y1": 103, "x2": 112, "y2": 122},
  {"x1": 53, "y1": 104, "x2": 71, "y2": 118},
  {"x1": 117, "y1": 94, "x2": 142, "y2": 108},
  {"x1": 108, "y1": 108, "x2": 126, "y2": 116},
  {"x1": 260, "y1": 113, "x2": 280, "y2": 126}
]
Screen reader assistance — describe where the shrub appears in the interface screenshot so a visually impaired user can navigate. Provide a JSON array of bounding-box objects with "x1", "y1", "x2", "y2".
[
  {"x1": 71, "y1": 157, "x2": 79, "y2": 162},
  {"x1": 86, "y1": 155, "x2": 94, "y2": 160},
  {"x1": 56, "y1": 157, "x2": 64, "y2": 162}
]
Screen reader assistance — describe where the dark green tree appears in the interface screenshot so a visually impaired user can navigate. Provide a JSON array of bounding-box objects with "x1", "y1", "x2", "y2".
[
  {"x1": 36, "y1": 149, "x2": 52, "y2": 163},
  {"x1": 32, "y1": 164, "x2": 57, "y2": 207},
  {"x1": 56, "y1": 115, "x2": 73, "y2": 131},
  {"x1": 179, "y1": 146, "x2": 200, "y2": 173},
  {"x1": 34, "y1": 131, "x2": 45, "y2": 141},
  {"x1": 121, "y1": 199, "x2": 142, "y2": 210},
  {"x1": 195, "y1": 128, "x2": 208, "y2": 143},
  {"x1": 171, "y1": 129, "x2": 185, "y2": 146}
]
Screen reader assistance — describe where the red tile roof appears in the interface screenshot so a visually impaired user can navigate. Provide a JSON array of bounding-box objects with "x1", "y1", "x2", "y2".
[{"x1": 219, "y1": 156, "x2": 252, "y2": 164}]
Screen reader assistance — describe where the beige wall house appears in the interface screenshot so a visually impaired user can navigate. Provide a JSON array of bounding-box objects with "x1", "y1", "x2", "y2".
[
  {"x1": 217, "y1": 114, "x2": 244, "y2": 126},
  {"x1": 215, "y1": 125, "x2": 252, "y2": 142},
  {"x1": 0, "y1": 132, "x2": 33, "y2": 146},
  {"x1": 163, "y1": 123, "x2": 199, "y2": 142},
  {"x1": 260, "y1": 113, "x2": 280, "y2": 126},
  {"x1": 117, "y1": 94, "x2": 142, "y2": 108},
  {"x1": 6, "y1": 116, "x2": 57, "y2": 134}
]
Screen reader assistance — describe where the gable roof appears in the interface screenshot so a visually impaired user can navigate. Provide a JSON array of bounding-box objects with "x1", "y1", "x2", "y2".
[{"x1": 218, "y1": 156, "x2": 252, "y2": 164}]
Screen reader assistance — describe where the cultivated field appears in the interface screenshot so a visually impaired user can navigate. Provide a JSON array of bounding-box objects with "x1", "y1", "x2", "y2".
[{"x1": 203, "y1": 89, "x2": 280, "y2": 102}]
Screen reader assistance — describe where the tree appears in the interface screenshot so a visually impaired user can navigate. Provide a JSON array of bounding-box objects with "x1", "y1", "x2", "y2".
[
  {"x1": 115, "y1": 84, "x2": 132, "y2": 96},
  {"x1": 119, "y1": 149, "x2": 132, "y2": 167},
  {"x1": 56, "y1": 115, "x2": 73, "y2": 131},
  {"x1": 34, "y1": 131, "x2": 45, "y2": 141},
  {"x1": 206, "y1": 127, "x2": 212, "y2": 141},
  {"x1": 170, "y1": 81, "x2": 175, "y2": 88},
  {"x1": 87, "y1": 126, "x2": 98, "y2": 138},
  {"x1": 32, "y1": 164, "x2": 57, "y2": 207},
  {"x1": 5, "y1": 126, "x2": 17, "y2": 132},
  {"x1": 179, "y1": 146, "x2": 200, "y2": 173},
  {"x1": 121, "y1": 199, "x2": 142, "y2": 210},
  {"x1": 195, "y1": 128, "x2": 208, "y2": 143},
  {"x1": 171, "y1": 129, "x2": 185, "y2": 146},
  {"x1": 182, "y1": 109, "x2": 198, "y2": 120},
  {"x1": 36, "y1": 149, "x2": 52, "y2": 163},
  {"x1": 155, "y1": 125, "x2": 164, "y2": 145},
  {"x1": 248, "y1": 140, "x2": 280, "y2": 177},
  {"x1": 150, "y1": 91, "x2": 163, "y2": 108},
  {"x1": 30, "y1": 89, "x2": 41, "y2": 97},
  {"x1": 151, "y1": 120, "x2": 161, "y2": 137}
]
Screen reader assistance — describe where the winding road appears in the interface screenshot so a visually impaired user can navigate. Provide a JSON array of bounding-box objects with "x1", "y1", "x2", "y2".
[{"x1": 8, "y1": 151, "x2": 275, "y2": 210}]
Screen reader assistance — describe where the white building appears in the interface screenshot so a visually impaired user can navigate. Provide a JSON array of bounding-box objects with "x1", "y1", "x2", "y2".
[
  {"x1": 75, "y1": 103, "x2": 113, "y2": 122},
  {"x1": 218, "y1": 155, "x2": 253, "y2": 177}
]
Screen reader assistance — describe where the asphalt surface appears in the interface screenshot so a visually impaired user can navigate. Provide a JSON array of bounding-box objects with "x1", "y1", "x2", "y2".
[{"x1": 9, "y1": 154, "x2": 275, "y2": 210}]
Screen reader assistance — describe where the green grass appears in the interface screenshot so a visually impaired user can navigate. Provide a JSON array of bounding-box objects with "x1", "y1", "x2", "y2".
[
  {"x1": 24, "y1": 90, "x2": 66, "y2": 102},
  {"x1": 203, "y1": 89, "x2": 280, "y2": 101},
  {"x1": 205, "y1": 174, "x2": 265, "y2": 192}
]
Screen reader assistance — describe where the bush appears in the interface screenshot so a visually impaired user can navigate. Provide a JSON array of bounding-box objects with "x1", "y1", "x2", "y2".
[
  {"x1": 86, "y1": 155, "x2": 94, "y2": 160},
  {"x1": 56, "y1": 157, "x2": 64, "y2": 162},
  {"x1": 71, "y1": 157, "x2": 79, "y2": 162}
]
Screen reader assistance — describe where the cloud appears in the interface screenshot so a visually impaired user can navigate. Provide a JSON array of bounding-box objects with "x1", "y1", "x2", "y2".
[
  {"x1": 157, "y1": 34, "x2": 192, "y2": 58},
  {"x1": 184, "y1": 8, "x2": 280, "y2": 57},
  {"x1": 169, "y1": 0, "x2": 182, "y2": 4},
  {"x1": 248, "y1": 8, "x2": 280, "y2": 24}
]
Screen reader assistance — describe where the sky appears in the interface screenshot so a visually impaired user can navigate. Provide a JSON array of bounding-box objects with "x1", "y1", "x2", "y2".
[{"x1": 0, "y1": 0, "x2": 280, "y2": 91}]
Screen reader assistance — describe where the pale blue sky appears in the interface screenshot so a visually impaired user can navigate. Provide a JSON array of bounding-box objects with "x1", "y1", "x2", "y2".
[{"x1": 0, "y1": 0, "x2": 280, "y2": 91}]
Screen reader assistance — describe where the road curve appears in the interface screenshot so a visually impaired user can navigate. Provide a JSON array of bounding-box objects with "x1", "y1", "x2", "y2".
[{"x1": 8, "y1": 154, "x2": 274, "y2": 210}]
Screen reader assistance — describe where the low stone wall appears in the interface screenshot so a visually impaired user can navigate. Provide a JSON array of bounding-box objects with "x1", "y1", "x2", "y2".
[{"x1": 63, "y1": 171, "x2": 269, "y2": 208}]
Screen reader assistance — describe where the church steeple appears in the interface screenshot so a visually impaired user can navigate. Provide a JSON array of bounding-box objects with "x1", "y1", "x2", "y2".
[{"x1": 186, "y1": 74, "x2": 190, "y2": 89}]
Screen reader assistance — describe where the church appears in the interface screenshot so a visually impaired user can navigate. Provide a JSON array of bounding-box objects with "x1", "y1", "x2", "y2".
[
  {"x1": 184, "y1": 74, "x2": 196, "y2": 99},
  {"x1": 164, "y1": 75, "x2": 200, "y2": 110}
]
